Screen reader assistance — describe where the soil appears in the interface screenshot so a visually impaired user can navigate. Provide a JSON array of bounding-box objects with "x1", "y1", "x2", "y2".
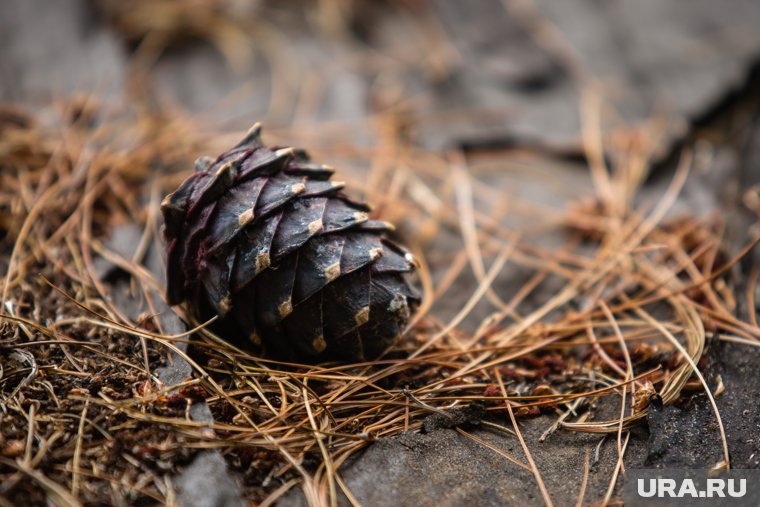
[{"x1": 3, "y1": 1, "x2": 760, "y2": 505}]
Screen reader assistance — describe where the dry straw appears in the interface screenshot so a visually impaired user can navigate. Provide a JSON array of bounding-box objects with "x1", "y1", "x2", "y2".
[
  {"x1": 0, "y1": 0, "x2": 760, "y2": 505},
  {"x1": 0, "y1": 91, "x2": 757, "y2": 505}
]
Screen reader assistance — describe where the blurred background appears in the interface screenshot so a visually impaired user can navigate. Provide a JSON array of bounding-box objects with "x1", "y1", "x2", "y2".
[{"x1": 3, "y1": 0, "x2": 759, "y2": 153}]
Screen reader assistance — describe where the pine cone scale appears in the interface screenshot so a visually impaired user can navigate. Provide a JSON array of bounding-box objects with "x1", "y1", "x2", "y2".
[
  {"x1": 186, "y1": 158, "x2": 238, "y2": 217},
  {"x1": 293, "y1": 234, "x2": 345, "y2": 304},
  {"x1": 321, "y1": 199, "x2": 369, "y2": 233},
  {"x1": 322, "y1": 267, "x2": 371, "y2": 341},
  {"x1": 200, "y1": 251, "x2": 235, "y2": 316},
  {"x1": 237, "y1": 147, "x2": 290, "y2": 180},
  {"x1": 269, "y1": 197, "x2": 327, "y2": 259},
  {"x1": 204, "y1": 176, "x2": 267, "y2": 256},
  {"x1": 340, "y1": 233, "x2": 382, "y2": 274},
  {"x1": 282, "y1": 292, "x2": 325, "y2": 354},
  {"x1": 231, "y1": 212, "x2": 281, "y2": 291},
  {"x1": 254, "y1": 251, "x2": 298, "y2": 326}
]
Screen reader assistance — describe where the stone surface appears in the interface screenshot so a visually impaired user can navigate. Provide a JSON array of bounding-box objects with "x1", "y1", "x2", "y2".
[
  {"x1": 177, "y1": 452, "x2": 246, "y2": 507},
  {"x1": 300, "y1": 421, "x2": 647, "y2": 506},
  {"x1": 0, "y1": 0, "x2": 125, "y2": 101},
  {"x1": 2, "y1": 1, "x2": 760, "y2": 505}
]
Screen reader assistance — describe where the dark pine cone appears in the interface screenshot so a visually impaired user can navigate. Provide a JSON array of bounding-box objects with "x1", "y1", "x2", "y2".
[{"x1": 162, "y1": 124, "x2": 419, "y2": 361}]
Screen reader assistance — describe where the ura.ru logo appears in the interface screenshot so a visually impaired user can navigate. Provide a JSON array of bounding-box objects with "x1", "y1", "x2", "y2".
[{"x1": 637, "y1": 478, "x2": 746, "y2": 498}]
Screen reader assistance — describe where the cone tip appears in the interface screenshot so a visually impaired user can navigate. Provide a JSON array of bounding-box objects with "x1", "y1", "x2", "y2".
[
  {"x1": 194, "y1": 156, "x2": 213, "y2": 172},
  {"x1": 234, "y1": 122, "x2": 263, "y2": 149},
  {"x1": 405, "y1": 252, "x2": 420, "y2": 268},
  {"x1": 275, "y1": 147, "x2": 296, "y2": 158}
]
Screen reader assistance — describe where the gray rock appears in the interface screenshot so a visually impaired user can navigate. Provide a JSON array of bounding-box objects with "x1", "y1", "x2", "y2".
[
  {"x1": 177, "y1": 452, "x2": 246, "y2": 507},
  {"x1": 0, "y1": 0, "x2": 125, "y2": 101}
]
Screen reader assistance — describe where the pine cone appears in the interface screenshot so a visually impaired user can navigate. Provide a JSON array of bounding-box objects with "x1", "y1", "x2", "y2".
[{"x1": 162, "y1": 124, "x2": 419, "y2": 361}]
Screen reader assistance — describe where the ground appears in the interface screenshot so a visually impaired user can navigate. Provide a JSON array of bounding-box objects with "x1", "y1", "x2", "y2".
[{"x1": 2, "y1": 1, "x2": 760, "y2": 506}]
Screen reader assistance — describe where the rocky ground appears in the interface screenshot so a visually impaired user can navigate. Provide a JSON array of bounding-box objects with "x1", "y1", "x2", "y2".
[{"x1": 2, "y1": 1, "x2": 760, "y2": 505}]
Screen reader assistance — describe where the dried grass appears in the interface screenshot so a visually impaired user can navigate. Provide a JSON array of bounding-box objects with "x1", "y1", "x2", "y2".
[
  {"x1": 2, "y1": 1, "x2": 759, "y2": 505},
  {"x1": 1, "y1": 91, "x2": 756, "y2": 505}
]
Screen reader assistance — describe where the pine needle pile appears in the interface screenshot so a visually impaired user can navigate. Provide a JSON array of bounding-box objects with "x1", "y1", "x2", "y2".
[{"x1": 1, "y1": 92, "x2": 757, "y2": 506}]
